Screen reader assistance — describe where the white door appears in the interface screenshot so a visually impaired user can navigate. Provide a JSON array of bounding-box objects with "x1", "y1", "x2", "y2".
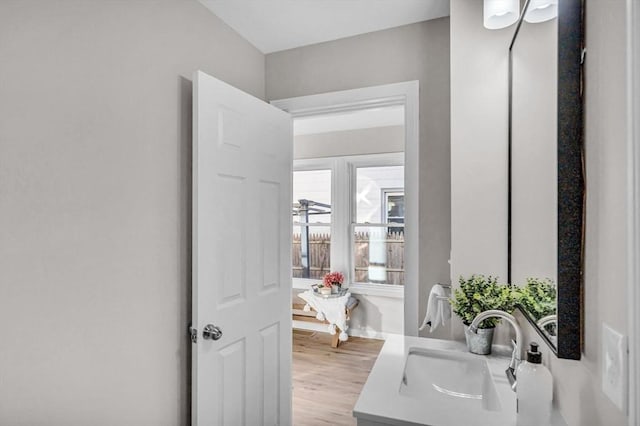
[{"x1": 192, "y1": 70, "x2": 292, "y2": 426}]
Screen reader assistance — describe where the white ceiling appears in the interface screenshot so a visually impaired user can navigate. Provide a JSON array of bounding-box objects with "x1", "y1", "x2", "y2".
[
  {"x1": 199, "y1": 0, "x2": 450, "y2": 54},
  {"x1": 293, "y1": 105, "x2": 404, "y2": 136}
]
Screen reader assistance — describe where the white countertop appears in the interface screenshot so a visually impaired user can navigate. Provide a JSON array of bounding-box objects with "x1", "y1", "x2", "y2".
[{"x1": 353, "y1": 334, "x2": 567, "y2": 426}]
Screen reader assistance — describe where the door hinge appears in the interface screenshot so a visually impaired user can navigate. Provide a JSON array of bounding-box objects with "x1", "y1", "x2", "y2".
[{"x1": 189, "y1": 324, "x2": 197, "y2": 344}]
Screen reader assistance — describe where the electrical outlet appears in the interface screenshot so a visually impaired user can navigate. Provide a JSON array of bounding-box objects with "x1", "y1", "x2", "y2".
[{"x1": 602, "y1": 323, "x2": 627, "y2": 412}]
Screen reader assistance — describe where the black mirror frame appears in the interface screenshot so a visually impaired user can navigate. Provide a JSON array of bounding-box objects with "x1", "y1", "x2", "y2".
[{"x1": 508, "y1": 0, "x2": 585, "y2": 360}]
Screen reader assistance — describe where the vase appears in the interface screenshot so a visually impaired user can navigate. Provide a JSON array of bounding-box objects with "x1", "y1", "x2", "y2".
[
  {"x1": 464, "y1": 324, "x2": 495, "y2": 355},
  {"x1": 331, "y1": 284, "x2": 341, "y2": 294}
]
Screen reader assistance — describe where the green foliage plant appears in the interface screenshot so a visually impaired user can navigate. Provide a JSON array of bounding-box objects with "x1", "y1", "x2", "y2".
[
  {"x1": 450, "y1": 274, "x2": 516, "y2": 329},
  {"x1": 513, "y1": 277, "x2": 556, "y2": 321}
]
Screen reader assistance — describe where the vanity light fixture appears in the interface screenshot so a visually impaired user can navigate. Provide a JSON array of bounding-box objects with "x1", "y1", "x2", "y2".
[
  {"x1": 483, "y1": 0, "x2": 519, "y2": 30},
  {"x1": 524, "y1": 0, "x2": 558, "y2": 23}
]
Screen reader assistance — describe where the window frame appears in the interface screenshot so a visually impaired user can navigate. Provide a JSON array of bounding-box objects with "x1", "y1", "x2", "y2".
[
  {"x1": 292, "y1": 160, "x2": 335, "y2": 289},
  {"x1": 293, "y1": 153, "x2": 404, "y2": 298},
  {"x1": 381, "y1": 189, "x2": 405, "y2": 224}
]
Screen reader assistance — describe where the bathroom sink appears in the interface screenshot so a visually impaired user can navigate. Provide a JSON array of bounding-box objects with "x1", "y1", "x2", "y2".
[
  {"x1": 399, "y1": 347, "x2": 501, "y2": 412},
  {"x1": 354, "y1": 335, "x2": 566, "y2": 426}
]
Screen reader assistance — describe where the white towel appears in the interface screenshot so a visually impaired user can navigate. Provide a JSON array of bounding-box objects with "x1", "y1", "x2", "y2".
[
  {"x1": 439, "y1": 286, "x2": 451, "y2": 328},
  {"x1": 299, "y1": 290, "x2": 351, "y2": 340},
  {"x1": 419, "y1": 284, "x2": 450, "y2": 332}
]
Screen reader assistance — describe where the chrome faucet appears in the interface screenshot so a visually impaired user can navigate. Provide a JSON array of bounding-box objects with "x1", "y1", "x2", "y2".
[
  {"x1": 469, "y1": 309, "x2": 522, "y2": 391},
  {"x1": 536, "y1": 314, "x2": 557, "y2": 329},
  {"x1": 536, "y1": 314, "x2": 558, "y2": 346}
]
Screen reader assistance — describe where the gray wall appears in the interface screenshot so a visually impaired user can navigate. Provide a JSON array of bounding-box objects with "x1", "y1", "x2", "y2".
[
  {"x1": 510, "y1": 18, "x2": 558, "y2": 285},
  {"x1": 0, "y1": 1, "x2": 264, "y2": 425},
  {"x1": 267, "y1": 18, "x2": 452, "y2": 341},
  {"x1": 449, "y1": 0, "x2": 512, "y2": 348},
  {"x1": 450, "y1": 1, "x2": 629, "y2": 425}
]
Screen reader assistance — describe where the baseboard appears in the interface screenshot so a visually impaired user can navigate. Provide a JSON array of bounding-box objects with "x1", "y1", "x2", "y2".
[
  {"x1": 348, "y1": 328, "x2": 392, "y2": 340},
  {"x1": 292, "y1": 320, "x2": 391, "y2": 340}
]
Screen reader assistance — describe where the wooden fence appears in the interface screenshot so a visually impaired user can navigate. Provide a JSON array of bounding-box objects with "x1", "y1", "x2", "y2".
[{"x1": 292, "y1": 231, "x2": 405, "y2": 285}]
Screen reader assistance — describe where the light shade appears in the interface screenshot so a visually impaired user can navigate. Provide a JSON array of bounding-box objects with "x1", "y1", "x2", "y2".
[
  {"x1": 524, "y1": 0, "x2": 558, "y2": 23},
  {"x1": 484, "y1": 0, "x2": 519, "y2": 30}
]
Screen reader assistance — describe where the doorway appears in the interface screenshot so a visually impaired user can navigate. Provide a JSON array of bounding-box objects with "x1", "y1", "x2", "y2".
[{"x1": 272, "y1": 82, "x2": 419, "y2": 424}]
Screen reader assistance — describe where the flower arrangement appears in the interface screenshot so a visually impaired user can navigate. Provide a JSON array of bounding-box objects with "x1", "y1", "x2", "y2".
[{"x1": 322, "y1": 271, "x2": 345, "y2": 289}]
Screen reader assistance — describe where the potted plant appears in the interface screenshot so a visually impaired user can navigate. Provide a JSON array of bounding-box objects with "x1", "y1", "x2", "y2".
[
  {"x1": 514, "y1": 277, "x2": 557, "y2": 335},
  {"x1": 323, "y1": 271, "x2": 345, "y2": 294},
  {"x1": 450, "y1": 274, "x2": 516, "y2": 355},
  {"x1": 311, "y1": 271, "x2": 345, "y2": 296}
]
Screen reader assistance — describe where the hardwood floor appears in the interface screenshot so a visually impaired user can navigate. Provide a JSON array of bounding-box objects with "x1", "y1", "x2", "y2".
[{"x1": 292, "y1": 329, "x2": 385, "y2": 426}]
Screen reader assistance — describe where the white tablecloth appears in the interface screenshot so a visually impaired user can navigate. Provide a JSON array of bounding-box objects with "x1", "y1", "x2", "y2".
[{"x1": 298, "y1": 290, "x2": 351, "y2": 342}]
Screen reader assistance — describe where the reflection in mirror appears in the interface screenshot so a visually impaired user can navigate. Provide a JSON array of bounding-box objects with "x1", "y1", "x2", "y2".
[
  {"x1": 515, "y1": 278, "x2": 557, "y2": 343},
  {"x1": 510, "y1": 13, "x2": 558, "y2": 345},
  {"x1": 509, "y1": 0, "x2": 584, "y2": 360}
]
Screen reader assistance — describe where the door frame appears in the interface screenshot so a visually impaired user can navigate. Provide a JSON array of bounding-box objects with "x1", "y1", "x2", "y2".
[
  {"x1": 271, "y1": 81, "x2": 421, "y2": 336},
  {"x1": 627, "y1": 0, "x2": 640, "y2": 422}
]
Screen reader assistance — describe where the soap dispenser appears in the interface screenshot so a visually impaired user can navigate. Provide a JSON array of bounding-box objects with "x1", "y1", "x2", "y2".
[{"x1": 516, "y1": 342, "x2": 553, "y2": 426}]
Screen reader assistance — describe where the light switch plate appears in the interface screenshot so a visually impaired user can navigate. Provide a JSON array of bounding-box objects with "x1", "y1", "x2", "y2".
[{"x1": 602, "y1": 323, "x2": 627, "y2": 412}]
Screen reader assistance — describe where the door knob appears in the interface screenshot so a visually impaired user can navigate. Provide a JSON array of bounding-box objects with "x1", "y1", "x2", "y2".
[{"x1": 203, "y1": 324, "x2": 223, "y2": 341}]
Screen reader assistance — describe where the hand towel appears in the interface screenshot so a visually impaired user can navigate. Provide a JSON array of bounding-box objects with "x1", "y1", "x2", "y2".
[
  {"x1": 438, "y1": 285, "x2": 451, "y2": 328},
  {"x1": 419, "y1": 284, "x2": 449, "y2": 332}
]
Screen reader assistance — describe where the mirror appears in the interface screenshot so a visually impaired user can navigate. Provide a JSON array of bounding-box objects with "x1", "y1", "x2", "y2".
[{"x1": 509, "y1": 0, "x2": 584, "y2": 359}]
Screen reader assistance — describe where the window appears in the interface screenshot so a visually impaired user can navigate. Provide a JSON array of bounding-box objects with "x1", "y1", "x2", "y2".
[
  {"x1": 354, "y1": 165, "x2": 405, "y2": 285},
  {"x1": 292, "y1": 153, "x2": 405, "y2": 289},
  {"x1": 382, "y1": 190, "x2": 405, "y2": 234},
  {"x1": 292, "y1": 169, "x2": 331, "y2": 280}
]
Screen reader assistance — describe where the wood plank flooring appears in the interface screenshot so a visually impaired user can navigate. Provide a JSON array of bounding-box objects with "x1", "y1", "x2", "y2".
[{"x1": 292, "y1": 330, "x2": 385, "y2": 426}]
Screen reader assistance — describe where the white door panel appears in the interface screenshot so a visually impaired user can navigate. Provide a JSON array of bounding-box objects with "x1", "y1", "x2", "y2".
[{"x1": 193, "y1": 70, "x2": 292, "y2": 426}]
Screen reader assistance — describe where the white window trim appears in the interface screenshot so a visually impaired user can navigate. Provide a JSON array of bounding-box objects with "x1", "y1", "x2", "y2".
[{"x1": 273, "y1": 81, "x2": 420, "y2": 335}]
